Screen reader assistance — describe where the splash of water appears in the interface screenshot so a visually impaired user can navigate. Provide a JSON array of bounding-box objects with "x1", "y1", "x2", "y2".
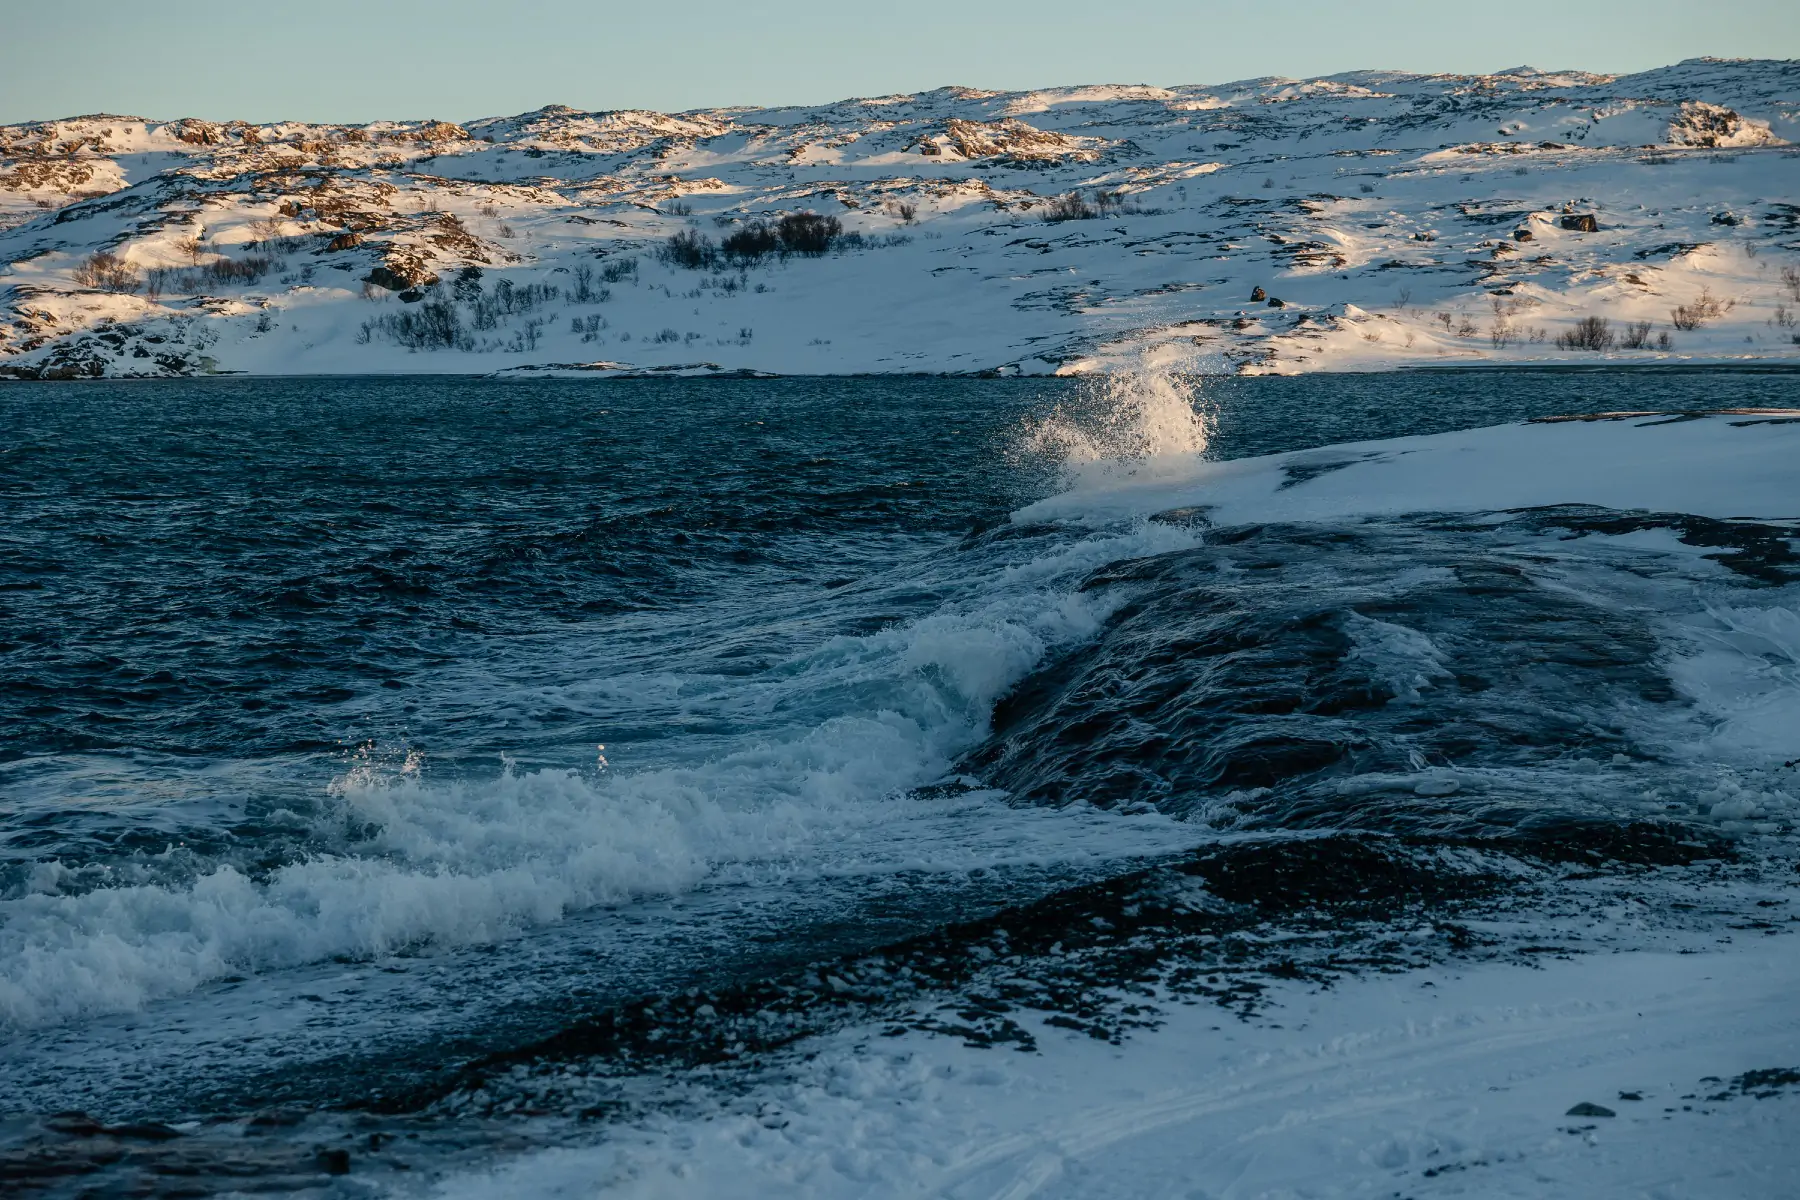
[{"x1": 1018, "y1": 364, "x2": 1214, "y2": 489}]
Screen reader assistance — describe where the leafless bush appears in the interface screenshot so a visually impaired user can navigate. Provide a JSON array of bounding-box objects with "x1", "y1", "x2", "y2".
[
  {"x1": 1359, "y1": 182, "x2": 1376, "y2": 194},
  {"x1": 570, "y1": 264, "x2": 610, "y2": 304},
  {"x1": 356, "y1": 297, "x2": 471, "y2": 350},
  {"x1": 599, "y1": 257, "x2": 638, "y2": 284},
  {"x1": 660, "y1": 230, "x2": 717, "y2": 269},
  {"x1": 1490, "y1": 319, "x2": 1517, "y2": 348},
  {"x1": 776, "y1": 212, "x2": 841, "y2": 255},
  {"x1": 71, "y1": 250, "x2": 140, "y2": 293},
  {"x1": 665, "y1": 200, "x2": 691, "y2": 216},
  {"x1": 652, "y1": 328, "x2": 680, "y2": 343},
  {"x1": 894, "y1": 202, "x2": 917, "y2": 224},
  {"x1": 721, "y1": 220, "x2": 780, "y2": 265},
  {"x1": 1555, "y1": 316, "x2": 1615, "y2": 351},
  {"x1": 1775, "y1": 305, "x2": 1796, "y2": 330},
  {"x1": 1619, "y1": 320, "x2": 1655, "y2": 348},
  {"x1": 1658, "y1": 331, "x2": 1673, "y2": 350},
  {"x1": 1041, "y1": 192, "x2": 1095, "y2": 222},
  {"x1": 1670, "y1": 287, "x2": 1725, "y2": 330},
  {"x1": 1782, "y1": 265, "x2": 1800, "y2": 301}
]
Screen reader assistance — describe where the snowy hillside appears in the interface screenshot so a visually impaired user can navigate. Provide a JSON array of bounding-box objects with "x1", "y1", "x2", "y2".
[{"x1": 2, "y1": 57, "x2": 1798, "y2": 379}]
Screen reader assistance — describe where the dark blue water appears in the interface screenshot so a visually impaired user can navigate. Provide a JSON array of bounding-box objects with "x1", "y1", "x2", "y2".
[{"x1": 3, "y1": 368, "x2": 1797, "y2": 1128}]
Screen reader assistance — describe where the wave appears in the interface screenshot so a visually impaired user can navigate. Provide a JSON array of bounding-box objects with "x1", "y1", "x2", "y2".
[
  {"x1": 1015, "y1": 364, "x2": 1214, "y2": 490},
  {"x1": 0, "y1": 519, "x2": 1201, "y2": 1030}
]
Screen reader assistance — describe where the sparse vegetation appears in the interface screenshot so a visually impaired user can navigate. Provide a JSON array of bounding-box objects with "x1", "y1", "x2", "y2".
[
  {"x1": 1670, "y1": 287, "x2": 1727, "y2": 331},
  {"x1": 1556, "y1": 315, "x2": 1615, "y2": 351},
  {"x1": 1782, "y1": 265, "x2": 1800, "y2": 301},
  {"x1": 720, "y1": 221, "x2": 780, "y2": 266},
  {"x1": 71, "y1": 250, "x2": 140, "y2": 293},
  {"x1": 1040, "y1": 190, "x2": 1133, "y2": 223},
  {"x1": 776, "y1": 212, "x2": 842, "y2": 255},
  {"x1": 1619, "y1": 320, "x2": 1655, "y2": 349},
  {"x1": 570, "y1": 265, "x2": 609, "y2": 304},
  {"x1": 660, "y1": 230, "x2": 717, "y2": 269},
  {"x1": 599, "y1": 258, "x2": 638, "y2": 284},
  {"x1": 357, "y1": 297, "x2": 471, "y2": 351},
  {"x1": 671, "y1": 212, "x2": 845, "y2": 268}
]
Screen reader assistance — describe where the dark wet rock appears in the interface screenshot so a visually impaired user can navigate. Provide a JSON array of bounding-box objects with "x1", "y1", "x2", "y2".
[
  {"x1": 41, "y1": 1113, "x2": 102, "y2": 1137},
  {"x1": 1250, "y1": 286, "x2": 1267, "y2": 301},
  {"x1": 103, "y1": 1121, "x2": 183, "y2": 1141},
  {"x1": 1267, "y1": 296, "x2": 1286, "y2": 307},
  {"x1": 962, "y1": 518, "x2": 1693, "y2": 840},
  {"x1": 1566, "y1": 1101, "x2": 1616, "y2": 1117}
]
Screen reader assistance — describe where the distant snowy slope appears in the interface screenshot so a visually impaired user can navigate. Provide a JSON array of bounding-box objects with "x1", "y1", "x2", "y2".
[{"x1": 2, "y1": 58, "x2": 1797, "y2": 378}]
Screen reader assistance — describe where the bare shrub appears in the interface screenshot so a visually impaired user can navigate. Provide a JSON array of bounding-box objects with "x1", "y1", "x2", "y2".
[
  {"x1": 1456, "y1": 316, "x2": 1477, "y2": 338},
  {"x1": 652, "y1": 328, "x2": 680, "y2": 343},
  {"x1": 1555, "y1": 316, "x2": 1615, "y2": 351},
  {"x1": 1782, "y1": 265, "x2": 1800, "y2": 301},
  {"x1": 1359, "y1": 182, "x2": 1376, "y2": 194},
  {"x1": 1619, "y1": 320, "x2": 1655, "y2": 349},
  {"x1": 776, "y1": 212, "x2": 841, "y2": 255},
  {"x1": 72, "y1": 250, "x2": 140, "y2": 293},
  {"x1": 1490, "y1": 319, "x2": 1517, "y2": 348},
  {"x1": 895, "y1": 202, "x2": 917, "y2": 224},
  {"x1": 1041, "y1": 192, "x2": 1095, "y2": 222},
  {"x1": 598, "y1": 257, "x2": 638, "y2": 283},
  {"x1": 468, "y1": 278, "x2": 557, "y2": 329},
  {"x1": 721, "y1": 221, "x2": 780, "y2": 265},
  {"x1": 570, "y1": 265, "x2": 609, "y2": 304},
  {"x1": 1670, "y1": 287, "x2": 1725, "y2": 331},
  {"x1": 356, "y1": 297, "x2": 471, "y2": 350},
  {"x1": 202, "y1": 255, "x2": 275, "y2": 284},
  {"x1": 1658, "y1": 331, "x2": 1673, "y2": 350},
  {"x1": 660, "y1": 230, "x2": 717, "y2": 269}
]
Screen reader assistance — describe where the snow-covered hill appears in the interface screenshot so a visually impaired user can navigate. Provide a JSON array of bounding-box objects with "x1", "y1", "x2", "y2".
[{"x1": 2, "y1": 58, "x2": 1797, "y2": 379}]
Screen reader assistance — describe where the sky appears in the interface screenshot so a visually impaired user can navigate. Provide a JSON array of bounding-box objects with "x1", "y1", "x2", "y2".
[{"x1": 2, "y1": 0, "x2": 1796, "y2": 124}]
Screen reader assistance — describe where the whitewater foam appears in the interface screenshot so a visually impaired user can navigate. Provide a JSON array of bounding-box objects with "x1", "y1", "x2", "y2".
[
  {"x1": 1016, "y1": 365, "x2": 1214, "y2": 490},
  {"x1": 0, "y1": 519, "x2": 1203, "y2": 1030}
]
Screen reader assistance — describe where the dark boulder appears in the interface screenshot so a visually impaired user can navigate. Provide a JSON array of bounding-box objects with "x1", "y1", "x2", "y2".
[
  {"x1": 1560, "y1": 213, "x2": 1599, "y2": 233},
  {"x1": 1250, "y1": 286, "x2": 1267, "y2": 301}
]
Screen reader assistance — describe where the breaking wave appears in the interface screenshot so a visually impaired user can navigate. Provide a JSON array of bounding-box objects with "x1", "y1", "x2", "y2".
[
  {"x1": 1016, "y1": 364, "x2": 1214, "y2": 488},
  {"x1": 0, "y1": 519, "x2": 1201, "y2": 1030}
]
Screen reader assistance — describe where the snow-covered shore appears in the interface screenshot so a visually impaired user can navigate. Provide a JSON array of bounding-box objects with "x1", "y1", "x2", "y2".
[{"x1": 2, "y1": 58, "x2": 1798, "y2": 379}]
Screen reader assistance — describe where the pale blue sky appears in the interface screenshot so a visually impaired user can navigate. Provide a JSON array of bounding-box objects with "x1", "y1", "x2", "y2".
[{"x1": 3, "y1": 0, "x2": 1795, "y2": 123}]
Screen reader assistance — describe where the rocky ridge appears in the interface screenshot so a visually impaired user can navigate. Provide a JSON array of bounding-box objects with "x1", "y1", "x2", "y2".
[{"x1": 1, "y1": 58, "x2": 1796, "y2": 378}]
